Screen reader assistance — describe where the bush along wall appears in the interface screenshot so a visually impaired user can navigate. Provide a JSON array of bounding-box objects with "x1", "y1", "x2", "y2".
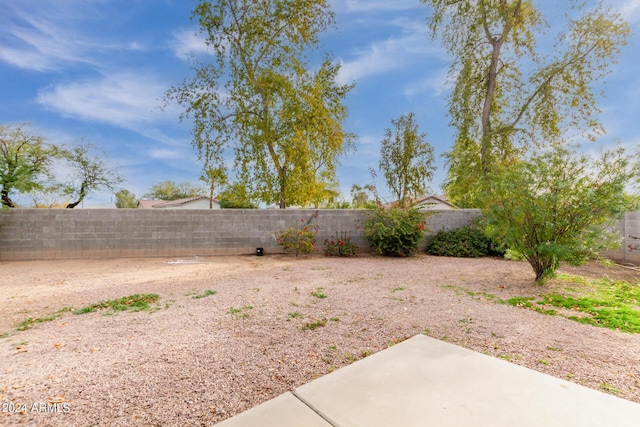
[{"x1": 426, "y1": 225, "x2": 505, "y2": 258}]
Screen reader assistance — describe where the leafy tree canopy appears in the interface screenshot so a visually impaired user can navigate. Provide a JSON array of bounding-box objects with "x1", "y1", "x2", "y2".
[
  {"x1": 61, "y1": 142, "x2": 123, "y2": 209},
  {"x1": 0, "y1": 124, "x2": 58, "y2": 208},
  {"x1": 217, "y1": 182, "x2": 259, "y2": 209},
  {"x1": 115, "y1": 189, "x2": 138, "y2": 208},
  {"x1": 483, "y1": 145, "x2": 638, "y2": 283},
  {"x1": 166, "y1": 0, "x2": 354, "y2": 208},
  {"x1": 421, "y1": 0, "x2": 630, "y2": 207},
  {"x1": 379, "y1": 113, "x2": 435, "y2": 208},
  {"x1": 144, "y1": 180, "x2": 205, "y2": 201}
]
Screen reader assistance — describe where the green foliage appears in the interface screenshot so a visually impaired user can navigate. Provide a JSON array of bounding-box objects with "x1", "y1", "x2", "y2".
[
  {"x1": 484, "y1": 146, "x2": 638, "y2": 282},
  {"x1": 426, "y1": 225, "x2": 504, "y2": 258},
  {"x1": 115, "y1": 189, "x2": 137, "y2": 208},
  {"x1": 301, "y1": 318, "x2": 327, "y2": 331},
  {"x1": 310, "y1": 288, "x2": 327, "y2": 299},
  {"x1": 217, "y1": 182, "x2": 258, "y2": 208},
  {"x1": 350, "y1": 183, "x2": 376, "y2": 208},
  {"x1": 14, "y1": 307, "x2": 74, "y2": 332},
  {"x1": 144, "y1": 180, "x2": 204, "y2": 200},
  {"x1": 363, "y1": 206, "x2": 429, "y2": 256},
  {"x1": 191, "y1": 289, "x2": 217, "y2": 299},
  {"x1": 0, "y1": 124, "x2": 58, "y2": 208},
  {"x1": 323, "y1": 231, "x2": 359, "y2": 257},
  {"x1": 200, "y1": 166, "x2": 227, "y2": 209},
  {"x1": 446, "y1": 274, "x2": 640, "y2": 333},
  {"x1": 166, "y1": 0, "x2": 353, "y2": 209},
  {"x1": 73, "y1": 294, "x2": 160, "y2": 314},
  {"x1": 61, "y1": 142, "x2": 123, "y2": 208},
  {"x1": 276, "y1": 213, "x2": 319, "y2": 256},
  {"x1": 379, "y1": 113, "x2": 435, "y2": 207},
  {"x1": 505, "y1": 275, "x2": 640, "y2": 333},
  {"x1": 229, "y1": 305, "x2": 253, "y2": 319},
  {"x1": 421, "y1": 1, "x2": 630, "y2": 207}
]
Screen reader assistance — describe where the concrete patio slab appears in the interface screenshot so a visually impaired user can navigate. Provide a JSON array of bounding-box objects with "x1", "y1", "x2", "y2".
[
  {"x1": 215, "y1": 392, "x2": 332, "y2": 427},
  {"x1": 216, "y1": 334, "x2": 640, "y2": 426}
]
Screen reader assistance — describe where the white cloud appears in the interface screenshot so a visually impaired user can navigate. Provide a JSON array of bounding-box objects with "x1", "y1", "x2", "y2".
[
  {"x1": 0, "y1": 4, "x2": 95, "y2": 71},
  {"x1": 615, "y1": 0, "x2": 640, "y2": 24},
  {"x1": 333, "y1": 0, "x2": 419, "y2": 13},
  {"x1": 35, "y1": 71, "x2": 183, "y2": 144},
  {"x1": 403, "y1": 68, "x2": 450, "y2": 98},
  {"x1": 171, "y1": 28, "x2": 213, "y2": 61},
  {"x1": 149, "y1": 148, "x2": 186, "y2": 160},
  {"x1": 0, "y1": 2, "x2": 145, "y2": 71},
  {"x1": 337, "y1": 32, "x2": 437, "y2": 84}
]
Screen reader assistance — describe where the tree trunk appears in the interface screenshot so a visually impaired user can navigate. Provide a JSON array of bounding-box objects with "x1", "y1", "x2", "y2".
[
  {"x1": 1, "y1": 187, "x2": 15, "y2": 208},
  {"x1": 66, "y1": 182, "x2": 87, "y2": 209}
]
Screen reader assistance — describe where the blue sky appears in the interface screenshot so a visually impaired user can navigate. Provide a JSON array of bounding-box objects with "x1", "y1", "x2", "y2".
[{"x1": 1, "y1": 0, "x2": 640, "y2": 207}]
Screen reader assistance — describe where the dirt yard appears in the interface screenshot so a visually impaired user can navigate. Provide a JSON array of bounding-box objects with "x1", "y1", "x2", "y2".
[{"x1": 1, "y1": 254, "x2": 639, "y2": 426}]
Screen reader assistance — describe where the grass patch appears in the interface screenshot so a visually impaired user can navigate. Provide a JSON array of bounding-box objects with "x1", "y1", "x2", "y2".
[
  {"x1": 600, "y1": 383, "x2": 621, "y2": 394},
  {"x1": 287, "y1": 311, "x2": 304, "y2": 320},
  {"x1": 302, "y1": 318, "x2": 327, "y2": 331},
  {"x1": 444, "y1": 274, "x2": 640, "y2": 333},
  {"x1": 191, "y1": 289, "x2": 217, "y2": 299},
  {"x1": 14, "y1": 307, "x2": 74, "y2": 331},
  {"x1": 229, "y1": 306, "x2": 253, "y2": 319},
  {"x1": 513, "y1": 276, "x2": 640, "y2": 333},
  {"x1": 74, "y1": 294, "x2": 160, "y2": 315},
  {"x1": 311, "y1": 288, "x2": 328, "y2": 299}
]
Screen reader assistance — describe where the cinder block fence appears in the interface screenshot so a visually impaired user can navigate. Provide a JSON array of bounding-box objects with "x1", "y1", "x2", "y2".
[
  {"x1": 0, "y1": 209, "x2": 481, "y2": 260},
  {"x1": 1, "y1": 208, "x2": 637, "y2": 263}
]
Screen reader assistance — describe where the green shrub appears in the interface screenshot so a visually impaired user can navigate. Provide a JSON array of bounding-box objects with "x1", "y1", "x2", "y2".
[
  {"x1": 426, "y1": 226, "x2": 504, "y2": 258},
  {"x1": 275, "y1": 214, "x2": 319, "y2": 256},
  {"x1": 362, "y1": 206, "x2": 428, "y2": 256},
  {"x1": 323, "y1": 231, "x2": 359, "y2": 257}
]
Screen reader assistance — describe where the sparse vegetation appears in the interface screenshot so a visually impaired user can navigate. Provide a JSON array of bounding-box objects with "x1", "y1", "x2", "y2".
[
  {"x1": 311, "y1": 288, "x2": 328, "y2": 299},
  {"x1": 287, "y1": 311, "x2": 303, "y2": 320},
  {"x1": 229, "y1": 306, "x2": 253, "y2": 319},
  {"x1": 445, "y1": 274, "x2": 640, "y2": 333},
  {"x1": 74, "y1": 294, "x2": 160, "y2": 315},
  {"x1": 191, "y1": 289, "x2": 217, "y2": 299},
  {"x1": 302, "y1": 318, "x2": 327, "y2": 331}
]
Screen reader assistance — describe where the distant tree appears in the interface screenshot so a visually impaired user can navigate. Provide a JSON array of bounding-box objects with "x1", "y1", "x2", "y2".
[
  {"x1": 0, "y1": 124, "x2": 58, "y2": 208},
  {"x1": 61, "y1": 142, "x2": 123, "y2": 208},
  {"x1": 217, "y1": 182, "x2": 258, "y2": 209},
  {"x1": 379, "y1": 113, "x2": 435, "y2": 208},
  {"x1": 28, "y1": 188, "x2": 68, "y2": 208},
  {"x1": 144, "y1": 181, "x2": 204, "y2": 201},
  {"x1": 350, "y1": 184, "x2": 376, "y2": 208},
  {"x1": 421, "y1": 0, "x2": 630, "y2": 207},
  {"x1": 166, "y1": 0, "x2": 354, "y2": 208},
  {"x1": 484, "y1": 145, "x2": 638, "y2": 283},
  {"x1": 115, "y1": 189, "x2": 138, "y2": 208},
  {"x1": 200, "y1": 166, "x2": 227, "y2": 209}
]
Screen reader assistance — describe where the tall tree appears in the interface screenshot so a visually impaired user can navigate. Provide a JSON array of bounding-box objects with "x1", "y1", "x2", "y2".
[
  {"x1": 166, "y1": 0, "x2": 354, "y2": 209},
  {"x1": 61, "y1": 143, "x2": 123, "y2": 208},
  {"x1": 0, "y1": 124, "x2": 58, "y2": 208},
  {"x1": 217, "y1": 182, "x2": 258, "y2": 209},
  {"x1": 200, "y1": 166, "x2": 227, "y2": 209},
  {"x1": 115, "y1": 189, "x2": 138, "y2": 208},
  {"x1": 350, "y1": 183, "x2": 376, "y2": 208},
  {"x1": 379, "y1": 113, "x2": 435, "y2": 208},
  {"x1": 144, "y1": 181, "x2": 204, "y2": 201},
  {"x1": 421, "y1": 0, "x2": 630, "y2": 207}
]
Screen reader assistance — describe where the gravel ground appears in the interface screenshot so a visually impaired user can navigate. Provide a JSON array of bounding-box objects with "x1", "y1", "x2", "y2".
[{"x1": 1, "y1": 254, "x2": 639, "y2": 426}]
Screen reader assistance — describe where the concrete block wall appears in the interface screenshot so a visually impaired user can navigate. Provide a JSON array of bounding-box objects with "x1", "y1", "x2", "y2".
[
  {"x1": 0, "y1": 208, "x2": 482, "y2": 260},
  {"x1": 602, "y1": 211, "x2": 640, "y2": 264}
]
